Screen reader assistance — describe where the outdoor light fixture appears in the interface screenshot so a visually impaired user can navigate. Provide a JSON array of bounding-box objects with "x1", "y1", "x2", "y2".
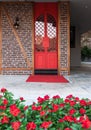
[{"x1": 14, "y1": 17, "x2": 19, "y2": 29}]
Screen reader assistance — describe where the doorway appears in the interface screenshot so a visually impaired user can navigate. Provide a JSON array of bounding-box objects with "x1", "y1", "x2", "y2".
[{"x1": 34, "y1": 3, "x2": 58, "y2": 74}]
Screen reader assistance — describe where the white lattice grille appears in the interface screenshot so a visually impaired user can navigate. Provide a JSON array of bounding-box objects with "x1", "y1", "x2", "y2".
[
  {"x1": 35, "y1": 15, "x2": 44, "y2": 51},
  {"x1": 35, "y1": 15, "x2": 45, "y2": 37},
  {"x1": 47, "y1": 14, "x2": 56, "y2": 39},
  {"x1": 47, "y1": 14, "x2": 57, "y2": 51}
]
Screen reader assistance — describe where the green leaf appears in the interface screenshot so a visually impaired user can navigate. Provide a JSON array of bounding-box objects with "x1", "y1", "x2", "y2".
[
  {"x1": 49, "y1": 128, "x2": 56, "y2": 130},
  {"x1": 71, "y1": 123, "x2": 83, "y2": 130}
]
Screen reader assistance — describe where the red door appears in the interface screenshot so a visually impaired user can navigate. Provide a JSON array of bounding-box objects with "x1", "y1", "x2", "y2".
[{"x1": 34, "y1": 3, "x2": 58, "y2": 70}]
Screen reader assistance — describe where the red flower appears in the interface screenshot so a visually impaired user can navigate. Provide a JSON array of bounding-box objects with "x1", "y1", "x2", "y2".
[
  {"x1": 59, "y1": 103, "x2": 65, "y2": 108},
  {"x1": 32, "y1": 105, "x2": 37, "y2": 111},
  {"x1": 73, "y1": 117, "x2": 77, "y2": 123},
  {"x1": 81, "y1": 119, "x2": 91, "y2": 129},
  {"x1": 11, "y1": 121, "x2": 21, "y2": 130},
  {"x1": 52, "y1": 104, "x2": 59, "y2": 112},
  {"x1": 44, "y1": 95, "x2": 50, "y2": 100},
  {"x1": 59, "y1": 118, "x2": 64, "y2": 123},
  {"x1": 1, "y1": 88, "x2": 7, "y2": 93},
  {"x1": 75, "y1": 97, "x2": 79, "y2": 102},
  {"x1": 0, "y1": 105, "x2": 6, "y2": 110},
  {"x1": 41, "y1": 121, "x2": 52, "y2": 129},
  {"x1": 20, "y1": 97, "x2": 24, "y2": 101},
  {"x1": 65, "y1": 99, "x2": 70, "y2": 103},
  {"x1": 1, "y1": 116, "x2": 9, "y2": 124},
  {"x1": 37, "y1": 97, "x2": 44, "y2": 103},
  {"x1": 26, "y1": 122, "x2": 36, "y2": 130},
  {"x1": 69, "y1": 108, "x2": 76, "y2": 115},
  {"x1": 79, "y1": 108, "x2": 86, "y2": 114},
  {"x1": 66, "y1": 94, "x2": 73, "y2": 99},
  {"x1": 80, "y1": 99, "x2": 87, "y2": 106},
  {"x1": 40, "y1": 110, "x2": 45, "y2": 116},
  {"x1": 10, "y1": 104, "x2": 20, "y2": 117},
  {"x1": 69, "y1": 100, "x2": 76, "y2": 106},
  {"x1": 87, "y1": 101, "x2": 91, "y2": 105},
  {"x1": 3, "y1": 99, "x2": 8, "y2": 105},
  {"x1": 64, "y1": 115, "x2": 74, "y2": 122},
  {"x1": 24, "y1": 106, "x2": 28, "y2": 110},
  {"x1": 53, "y1": 95, "x2": 60, "y2": 99},
  {"x1": 36, "y1": 106, "x2": 42, "y2": 111},
  {"x1": 79, "y1": 116, "x2": 85, "y2": 122}
]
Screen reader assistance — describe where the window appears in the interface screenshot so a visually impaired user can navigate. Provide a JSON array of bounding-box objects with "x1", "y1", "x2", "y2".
[{"x1": 70, "y1": 26, "x2": 75, "y2": 48}]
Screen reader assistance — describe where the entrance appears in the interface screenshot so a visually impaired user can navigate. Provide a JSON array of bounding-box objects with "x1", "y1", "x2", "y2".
[{"x1": 34, "y1": 3, "x2": 58, "y2": 74}]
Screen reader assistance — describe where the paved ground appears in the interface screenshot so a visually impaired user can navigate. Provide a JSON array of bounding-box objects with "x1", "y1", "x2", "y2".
[{"x1": 0, "y1": 66, "x2": 91, "y2": 105}]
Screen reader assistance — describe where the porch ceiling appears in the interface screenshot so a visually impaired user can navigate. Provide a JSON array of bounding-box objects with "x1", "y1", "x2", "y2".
[
  {"x1": 0, "y1": 0, "x2": 91, "y2": 34},
  {"x1": 70, "y1": 0, "x2": 91, "y2": 34}
]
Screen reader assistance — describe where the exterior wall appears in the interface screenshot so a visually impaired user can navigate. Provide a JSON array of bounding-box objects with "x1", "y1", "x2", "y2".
[
  {"x1": 59, "y1": 2, "x2": 70, "y2": 75},
  {"x1": 70, "y1": 27, "x2": 81, "y2": 67},
  {"x1": 1, "y1": 3, "x2": 33, "y2": 74},
  {"x1": 0, "y1": 2, "x2": 70, "y2": 75}
]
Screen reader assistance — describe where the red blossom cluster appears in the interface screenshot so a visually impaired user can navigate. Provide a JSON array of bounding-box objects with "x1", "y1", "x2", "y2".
[
  {"x1": 40, "y1": 121, "x2": 52, "y2": 129},
  {"x1": 26, "y1": 122, "x2": 36, "y2": 130},
  {"x1": 11, "y1": 121, "x2": 21, "y2": 130},
  {"x1": 10, "y1": 104, "x2": 21, "y2": 117},
  {"x1": 0, "y1": 88, "x2": 91, "y2": 130}
]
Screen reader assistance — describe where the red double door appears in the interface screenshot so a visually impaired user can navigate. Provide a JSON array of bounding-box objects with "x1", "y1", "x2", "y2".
[{"x1": 34, "y1": 3, "x2": 58, "y2": 70}]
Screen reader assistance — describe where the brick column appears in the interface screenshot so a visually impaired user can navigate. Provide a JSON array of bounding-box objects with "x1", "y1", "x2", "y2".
[{"x1": 59, "y1": 2, "x2": 70, "y2": 75}]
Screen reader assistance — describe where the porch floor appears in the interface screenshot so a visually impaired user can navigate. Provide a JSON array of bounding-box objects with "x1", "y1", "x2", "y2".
[{"x1": 0, "y1": 66, "x2": 91, "y2": 105}]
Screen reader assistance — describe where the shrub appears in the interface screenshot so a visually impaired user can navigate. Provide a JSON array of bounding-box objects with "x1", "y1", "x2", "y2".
[
  {"x1": 0, "y1": 88, "x2": 91, "y2": 130},
  {"x1": 81, "y1": 46, "x2": 91, "y2": 61}
]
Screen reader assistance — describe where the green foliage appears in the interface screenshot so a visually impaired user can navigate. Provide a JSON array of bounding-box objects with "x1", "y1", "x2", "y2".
[
  {"x1": 0, "y1": 88, "x2": 91, "y2": 130},
  {"x1": 81, "y1": 46, "x2": 91, "y2": 60}
]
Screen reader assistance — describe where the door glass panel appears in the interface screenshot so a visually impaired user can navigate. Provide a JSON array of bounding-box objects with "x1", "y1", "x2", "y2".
[
  {"x1": 35, "y1": 15, "x2": 45, "y2": 51},
  {"x1": 47, "y1": 14, "x2": 57, "y2": 52}
]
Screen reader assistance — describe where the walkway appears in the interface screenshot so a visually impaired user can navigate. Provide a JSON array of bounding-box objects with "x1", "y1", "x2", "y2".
[{"x1": 0, "y1": 67, "x2": 91, "y2": 105}]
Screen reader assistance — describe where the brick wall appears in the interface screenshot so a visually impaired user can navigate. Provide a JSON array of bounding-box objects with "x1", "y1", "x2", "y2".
[
  {"x1": 2, "y1": 3, "x2": 33, "y2": 75},
  {"x1": 1, "y1": 2, "x2": 70, "y2": 75},
  {"x1": 60, "y1": 2, "x2": 70, "y2": 75}
]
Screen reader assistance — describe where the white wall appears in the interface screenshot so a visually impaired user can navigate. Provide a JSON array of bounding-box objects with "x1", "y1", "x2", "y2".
[{"x1": 70, "y1": 27, "x2": 81, "y2": 67}]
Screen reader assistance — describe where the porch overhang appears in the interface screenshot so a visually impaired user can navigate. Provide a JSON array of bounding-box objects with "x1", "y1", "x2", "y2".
[
  {"x1": 70, "y1": 0, "x2": 91, "y2": 34},
  {"x1": 1, "y1": 0, "x2": 90, "y2": 34}
]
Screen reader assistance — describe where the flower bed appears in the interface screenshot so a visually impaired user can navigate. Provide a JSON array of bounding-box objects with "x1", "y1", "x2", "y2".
[{"x1": 0, "y1": 88, "x2": 91, "y2": 130}]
